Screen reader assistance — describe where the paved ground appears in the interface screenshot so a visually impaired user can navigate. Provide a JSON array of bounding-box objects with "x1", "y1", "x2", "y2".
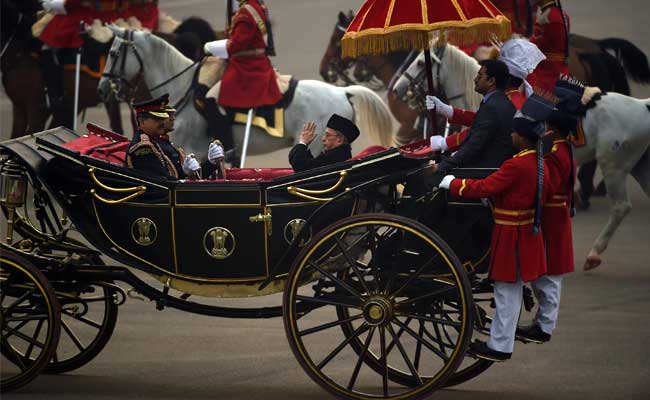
[{"x1": 2, "y1": 1, "x2": 650, "y2": 399}]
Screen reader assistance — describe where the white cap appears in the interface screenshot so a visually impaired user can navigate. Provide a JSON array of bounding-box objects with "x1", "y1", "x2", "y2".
[{"x1": 498, "y1": 39, "x2": 546, "y2": 96}]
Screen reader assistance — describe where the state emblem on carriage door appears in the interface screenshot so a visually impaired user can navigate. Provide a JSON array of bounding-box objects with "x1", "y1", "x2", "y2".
[
  {"x1": 203, "y1": 227, "x2": 236, "y2": 260},
  {"x1": 284, "y1": 218, "x2": 311, "y2": 246},
  {"x1": 131, "y1": 218, "x2": 157, "y2": 246}
]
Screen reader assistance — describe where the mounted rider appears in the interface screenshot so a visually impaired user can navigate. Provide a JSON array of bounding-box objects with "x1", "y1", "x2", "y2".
[
  {"x1": 490, "y1": 0, "x2": 537, "y2": 36},
  {"x1": 202, "y1": 0, "x2": 281, "y2": 160},
  {"x1": 526, "y1": 0, "x2": 570, "y2": 93},
  {"x1": 35, "y1": 0, "x2": 159, "y2": 111}
]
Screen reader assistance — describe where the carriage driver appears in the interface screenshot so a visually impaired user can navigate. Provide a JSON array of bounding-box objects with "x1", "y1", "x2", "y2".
[
  {"x1": 126, "y1": 94, "x2": 224, "y2": 180},
  {"x1": 289, "y1": 114, "x2": 360, "y2": 172},
  {"x1": 438, "y1": 95, "x2": 554, "y2": 361}
]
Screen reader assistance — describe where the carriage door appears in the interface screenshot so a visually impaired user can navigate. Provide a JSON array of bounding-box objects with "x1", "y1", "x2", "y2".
[{"x1": 173, "y1": 184, "x2": 268, "y2": 281}]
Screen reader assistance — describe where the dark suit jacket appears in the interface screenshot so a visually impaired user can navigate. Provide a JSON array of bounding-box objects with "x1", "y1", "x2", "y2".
[
  {"x1": 437, "y1": 90, "x2": 517, "y2": 175},
  {"x1": 289, "y1": 143, "x2": 352, "y2": 172}
]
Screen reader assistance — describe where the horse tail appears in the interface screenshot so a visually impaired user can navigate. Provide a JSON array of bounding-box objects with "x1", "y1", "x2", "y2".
[
  {"x1": 344, "y1": 85, "x2": 394, "y2": 147},
  {"x1": 598, "y1": 38, "x2": 650, "y2": 84}
]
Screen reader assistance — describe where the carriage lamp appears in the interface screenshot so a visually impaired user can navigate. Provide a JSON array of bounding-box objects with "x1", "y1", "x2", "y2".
[{"x1": 0, "y1": 158, "x2": 28, "y2": 244}]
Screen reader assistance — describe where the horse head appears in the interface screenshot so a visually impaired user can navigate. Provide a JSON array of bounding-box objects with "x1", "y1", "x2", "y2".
[
  {"x1": 319, "y1": 10, "x2": 355, "y2": 83},
  {"x1": 393, "y1": 43, "x2": 482, "y2": 113},
  {"x1": 98, "y1": 26, "x2": 148, "y2": 102}
]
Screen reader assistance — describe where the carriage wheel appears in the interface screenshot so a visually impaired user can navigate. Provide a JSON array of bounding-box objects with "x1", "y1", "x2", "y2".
[
  {"x1": 43, "y1": 250, "x2": 119, "y2": 374},
  {"x1": 283, "y1": 214, "x2": 473, "y2": 399},
  {"x1": 1, "y1": 251, "x2": 61, "y2": 392}
]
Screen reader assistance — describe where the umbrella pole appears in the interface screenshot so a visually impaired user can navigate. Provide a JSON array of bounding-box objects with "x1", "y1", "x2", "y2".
[{"x1": 423, "y1": 49, "x2": 437, "y2": 137}]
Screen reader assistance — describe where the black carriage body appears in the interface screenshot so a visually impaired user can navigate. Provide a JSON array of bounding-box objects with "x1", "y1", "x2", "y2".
[{"x1": 0, "y1": 127, "x2": 421, "y2": 286}]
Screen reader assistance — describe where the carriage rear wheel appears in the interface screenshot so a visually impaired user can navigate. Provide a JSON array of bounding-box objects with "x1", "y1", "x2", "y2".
[
  {"x1": 283, "y1": 214, "x2": 474, "y2": 399},
  {"x1": 1, "y1": 251, "x2": 61, "y2": 392},
  {"x1": 43, "y1": 248, "x2": 119, "y2": 374}
]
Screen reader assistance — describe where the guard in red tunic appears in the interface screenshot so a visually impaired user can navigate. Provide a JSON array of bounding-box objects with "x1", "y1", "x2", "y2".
[
  {"x1": 517, "y1": 84, "x2": 577, "y2": 343},
  {"x1": 37, "y1": 1, "x2": 158, "y2": 110},
  {"x1": 438, "y1": 94, "x2": 554, "y2": 361},
  {"x1": 491, "y1": 0, "x2": 536, "y2": 36},
  {"x1": 527, "y1": 0, "x2": 570, "y2": 93},
  {"x1": 426, "y1": 39, "x2": 545, "y2": 153},
  {"x1": 202, "y1": 0, "x2": 281, "y2": 157}
]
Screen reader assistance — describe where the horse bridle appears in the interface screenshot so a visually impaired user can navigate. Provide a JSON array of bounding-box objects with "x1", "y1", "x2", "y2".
[
  {"x1": 101, "y1": 29, "x2": 145, "y2": 102},
  {"x1": 399, "y1": 45, "x2": 466, "y2": 111},
  {"x1": 101, "y1": 29, "x2": 200, "y2": 112}
]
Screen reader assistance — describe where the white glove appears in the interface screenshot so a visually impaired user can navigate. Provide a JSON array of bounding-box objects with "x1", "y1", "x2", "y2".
[
  {"x1": 425, "y1": 95, "x2": 453, "y2": 119},
  {"x1": 429, "y1": 135, "x2": 448, "y2": 152},
  {"x1": 439, "y1": 175, "x2": 455, "y2": 190},
  {"x1": 41, "y1": 0, "x2": 66, "y2": 14},
  {"x1": 182, "y1": 154, "x2": 201, "y2": 175},
  {"x1": 208, "y1": 142, "x2": 225, "y2": 164},
  {"x1": 204, "y1": 39, "x2": 229, "y2": 59}
]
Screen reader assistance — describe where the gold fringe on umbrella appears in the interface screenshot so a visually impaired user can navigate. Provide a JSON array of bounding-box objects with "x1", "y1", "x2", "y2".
[{"x1": 342, "y1": 16, "x2": 512, "y2": 58}]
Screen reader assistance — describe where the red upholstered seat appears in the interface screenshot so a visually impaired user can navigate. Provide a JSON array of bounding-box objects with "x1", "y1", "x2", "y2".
[
  {"x1": 224, "y1": 168, "x2": 294, "y2": 181},
  {"x1": 63, "y1": 123, "x2": 128, "y2": 166}
]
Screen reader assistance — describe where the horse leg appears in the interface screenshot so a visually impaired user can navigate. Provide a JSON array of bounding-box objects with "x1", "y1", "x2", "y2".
[
  {"x1": 104, "y1": 94, "x2": 124, "y2": 134},
  {"x1": 388, "y1": 92, "x2": 418, "y2": 146},
  {"x1": 10, "y1": 104, "x2": 28, "y2": 139},
  {"x1": 576, "y1": 160, "x2": 597, "y2": 209},
  {"x1": 583, "y1": 168, "x2": 632, "y2": 271},
  {"x1": 630, "y1": 146, "x2": 650, "y2": 199}
]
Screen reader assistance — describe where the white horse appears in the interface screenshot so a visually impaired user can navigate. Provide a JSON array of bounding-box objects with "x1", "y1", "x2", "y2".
[
  {"x1": 393, "y1": 44, "x2": 482, "y2": 116},
  {"x1": 393, "y1": 44, "x2": 650, "y2": 271},
  {"x1": 97, "y1": 27, "x2": 393, "y2": 160}
]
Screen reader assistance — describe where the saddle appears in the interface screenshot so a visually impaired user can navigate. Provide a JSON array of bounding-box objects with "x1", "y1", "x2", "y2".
[{"x1": 195, "y1": 56, "x2": 297, "y2": 138}]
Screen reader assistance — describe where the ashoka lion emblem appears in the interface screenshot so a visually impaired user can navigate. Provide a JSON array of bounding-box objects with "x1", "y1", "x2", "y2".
[
  {"x1": 203, "y1": 227, "x2": 236, "y2": 259},
  {"x1": 284, "y1": 219, "x2": 311, "y2": 246},
  {"x1": 131, "y1": 217, "x2": 157, "y2": 246}
]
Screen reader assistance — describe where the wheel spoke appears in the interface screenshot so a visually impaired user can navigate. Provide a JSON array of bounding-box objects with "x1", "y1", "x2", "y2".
[
  {"x1": 295, "y1": 294, "x2": 362, "y2": 310},
  {"x1": 387, "y1": 323, "x2": 423, "y2": 385},
  {"x1": 4, "y1": 289, "x2": 35, "y2": 314},
  {"x1": 1, "y1": 336, "x2": 27, "y2": 371},
  {"x1": 367, "y1": 225, "x2": 380, "y2": 293},
  {"x1": 62, "y1": 309, "x2": 102, "y2": 329},
  {"x1": 379, "y1": 326, "x2": 389, "y2": 397},
  {"x1": 395, "y1": 285, "x2": 457, "y2": 307},
  {"x1": 317, "y1": 322, "x2": 369, "y2": 370},
  {"x1": 299, "y1": 314, "x2": 363, "y2": 337},
  {"x1": 431, "y1": 318, "x2": 450, "y2": 357},
  {"x1": 24, "y1": 319, "x2": 45, "y2": 360},
  {"x1": 335, "y1": 236, "x2": 372, "y2": 295},
  {"x1": 398, "y1": 312, "x2": 462, "y2": 328},
  {"x1": 385, "y1": 317, "x2": 412, "y2": 356},
  {"x1": 392, "y1": 318, "x2": 449, "y2": 361},
  {"x1": 3, "y1": 325, "x2": 45, "y2": 349},
  {"x1": 3, "y1": 319, "x2": 29, "y2": 339},
  {"x1": 61, "y1": 318, "x2": 86, "y2": 352},
  {"x1": 414, "y1": 321, "x2": 424, "y2": 370},
  {"x1": 307, "y1": 261, "x2": 364, "y2": 301},
  {"x1": 390, "y1": 254, "x2": 440, "y2": 298},
  {"x1": 347, "y1": 326, "x2": 376, "y2": 391}
]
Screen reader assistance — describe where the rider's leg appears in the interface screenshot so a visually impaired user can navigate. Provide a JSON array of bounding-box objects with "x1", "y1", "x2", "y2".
[
  {"x1": 203, "y1": 97, "x2": 237, "y2": 162},
  {"x1": 530, "y1": 274, "x2": 563, "y2": 335},
  {"x1": 40, "y1": 45, "x2": 65, "y2": 112}
]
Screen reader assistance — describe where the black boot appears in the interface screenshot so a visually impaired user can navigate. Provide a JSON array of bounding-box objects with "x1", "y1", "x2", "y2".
[
  {"x1": 40, "y1": 48, "x2": 65, "y2": 113},
  {"x1": 516, "y1": 323, "x2": 551, "y2": 343},
  {"x1": 203, "y1": 97, "x2": 235, "y2": 151}
]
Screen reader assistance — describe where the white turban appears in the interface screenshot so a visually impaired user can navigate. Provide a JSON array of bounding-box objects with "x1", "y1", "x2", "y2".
[{"x1": 498, "y1": 39, "x2": 546, "y2": 96}]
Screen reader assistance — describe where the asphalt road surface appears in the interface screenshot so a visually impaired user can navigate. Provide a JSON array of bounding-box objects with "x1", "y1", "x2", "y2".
[{"x1": 2, "y1": 1, "x2": 650, "y2": 399}]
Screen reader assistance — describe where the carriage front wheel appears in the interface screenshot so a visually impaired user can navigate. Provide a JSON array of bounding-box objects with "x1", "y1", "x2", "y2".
[
  {"x1": 283, "y1": 214, "x2": 474, "y2": 399},
  {"x1": 1, "y1": 251, "x2": 61, "y2": 392}
]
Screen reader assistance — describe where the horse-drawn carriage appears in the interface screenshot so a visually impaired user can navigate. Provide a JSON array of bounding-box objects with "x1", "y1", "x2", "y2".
[{"x1": 0, "y1": 123, "x2": 536, "y2": 399}]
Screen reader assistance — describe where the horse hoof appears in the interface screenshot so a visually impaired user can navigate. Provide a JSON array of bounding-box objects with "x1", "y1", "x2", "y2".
[{"x1": 583, "y1": 255, "x2": 602, "y2": 271}]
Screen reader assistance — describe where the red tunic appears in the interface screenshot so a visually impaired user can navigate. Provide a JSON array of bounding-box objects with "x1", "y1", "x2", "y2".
[
  {"x1": 490, "y1": 0, "x2": 533, "y2": 35},
  {"x1": 444, "y1": 90, "x2": 527, "y2": 152},
  {"x1": 542, "y1": 138, "x2": 575, "y2": 275},
  {"x1": 448, "y1": 149, "x2": 549, "y2": 282},
  {"x1": 528, "y1": 2, "x2": 570, "y2": 93},
  {"x1": 218, "y1": 0, "x2": 281, "y2": 108},
  {"x1": 39, "y1": 1, "x2": 158, "y2": 49}
]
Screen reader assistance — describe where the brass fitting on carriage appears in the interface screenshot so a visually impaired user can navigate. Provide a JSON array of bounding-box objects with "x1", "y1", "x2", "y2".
[
  {"x1": 286, "y1": 171, "x2": 350, "y2": 202},
  {"x1": 88, "y1": 167, "x2": 147, "y2": 204},
  {"x1": 0, "y1": 158, "x2": 28, "y2": 244}
]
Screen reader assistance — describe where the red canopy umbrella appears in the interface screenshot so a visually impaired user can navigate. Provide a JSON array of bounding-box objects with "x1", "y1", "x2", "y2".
[{"x1": 342, "y1": 0, "x2": 512, "y2": 136}]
